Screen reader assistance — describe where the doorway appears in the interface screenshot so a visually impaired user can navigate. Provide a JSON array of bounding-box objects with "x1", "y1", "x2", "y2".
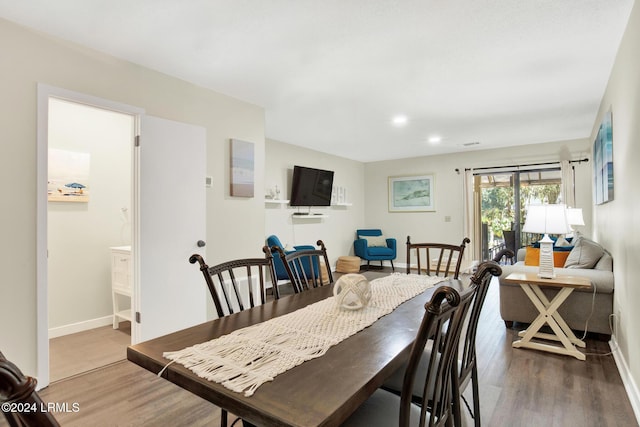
[
  {"x1": 47, "y1": 97, "x2": 135, "y2": 381},
  {"x1": 37, "y1": 85, "x2": 208, "y2": 388},
  {"x1": 474, "y1": 168, "x2": 562, "y2": 260},
  {"x1": 37, "y1": 84, "x2": 144, "y2": 387}
]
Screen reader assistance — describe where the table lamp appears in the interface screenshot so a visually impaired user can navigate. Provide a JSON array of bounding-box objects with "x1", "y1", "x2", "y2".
[
  {"x1": 566, "y1": 207, "x2": 585, "y2": 235},
  {"x1": 522, "y1": 204, "x2": 570, "y2": 278}
]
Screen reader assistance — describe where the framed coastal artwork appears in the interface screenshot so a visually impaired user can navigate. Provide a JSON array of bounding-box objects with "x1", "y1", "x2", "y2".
[
  {"x1": 230, "y1": 138, "x2": 255, "y2": 197},
  {"x1": 388, "y1": 174, "x2": 435, "y2": 212},
  {"x1": 593, "y1": 110, "x2": 613, "y2": 205},
  {"x1": 48, "y1": 149, "x2": 90, "y2": 202}
]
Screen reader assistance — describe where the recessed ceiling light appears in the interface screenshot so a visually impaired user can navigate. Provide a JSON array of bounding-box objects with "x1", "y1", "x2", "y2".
[
  {"x1": 392, "y1": 115, "x2": 408, "y2": 126},
  {"x1": 428, "y1": 136, "x2": 442, "y2": 144}
]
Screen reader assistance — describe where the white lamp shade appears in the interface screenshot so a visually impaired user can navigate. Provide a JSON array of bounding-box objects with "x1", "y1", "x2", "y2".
[
  {"x1": 522, "y1": 204, "x2": 570, "y2": 235},
  {"x1": 566, "y1": 208, "x2": 585, "y2": 226}
]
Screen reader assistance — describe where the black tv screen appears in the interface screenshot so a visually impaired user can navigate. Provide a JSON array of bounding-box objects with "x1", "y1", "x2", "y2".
[{"x1": 290, "y1": 166, "x2": 334, "y2": 207}]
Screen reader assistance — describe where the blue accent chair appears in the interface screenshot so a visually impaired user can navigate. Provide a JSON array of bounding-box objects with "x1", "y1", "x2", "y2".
[
  {"x1": 354, "y1": 229, "x2": 396, "y2": 271},
  {"x1": 266, "y1": 235, "x2": 315, "y2": 281}
]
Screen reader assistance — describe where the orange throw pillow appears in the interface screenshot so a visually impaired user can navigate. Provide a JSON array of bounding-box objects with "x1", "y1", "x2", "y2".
[
  {"x1": 554, "y1": 251, "x2": 570, "y2": 267},
  {"x1": 524, "y1": 247, "x2": 540, "y2": 266},
  {"x1": 524, "y1": 246, "x2": 571, "y2": 267}
]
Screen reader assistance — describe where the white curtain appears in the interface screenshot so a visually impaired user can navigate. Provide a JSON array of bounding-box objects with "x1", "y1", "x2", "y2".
[
  {"x1": 462, "y1": 169, "x2": 479, "y2": 263},
  {"x1": 560, "y1": 160, "x2": 576, "y2": 207}
]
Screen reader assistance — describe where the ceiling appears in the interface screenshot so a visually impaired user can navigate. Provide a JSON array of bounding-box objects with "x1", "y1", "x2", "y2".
[{"x1": 0, "y1": 1, "x2": 634, "y2": 162}]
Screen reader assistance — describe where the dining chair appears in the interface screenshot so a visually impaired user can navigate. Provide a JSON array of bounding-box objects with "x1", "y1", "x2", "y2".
[
  {"x1": 502, "y1": 230, "x2": 517, "y2": 255},
  {"x1": 1, "y1": 350, "x2": 60, "y2": 427},
  {"x1": 382, "y1": 261, "x2": 503, "y2": 427},
  {"x1": 342, "y1": 284, "x2": 476, "y2": 427},
  {"x1": 492, "y1": 248, "x2": 515, "y2": 265},
  {"x1": 406, "y1": 236, "x2": 471, "y2": 278},
  {"x1": 189, "y1": 246, "x2": 278, "y2": 318},
  {"x1": 189, "y1": 247, "x2": 278, "y2": 427},
  {"x1": 266, "y1": 234, "x2": 316, "y2": 281},
  {"x1": 451, "y1": 261, "x2": 502, "y2": 426},
  {"x1": 273, "y1": 240, "x2": 333, "y2": 293}
]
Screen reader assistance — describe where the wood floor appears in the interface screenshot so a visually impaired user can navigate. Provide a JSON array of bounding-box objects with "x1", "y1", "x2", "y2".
[
  {"x1": 5, "y1": 270, "x2": 637, "y2": 426},
  {"x1": 49, "y1": 322, "x2": 131, "y2": 382}
]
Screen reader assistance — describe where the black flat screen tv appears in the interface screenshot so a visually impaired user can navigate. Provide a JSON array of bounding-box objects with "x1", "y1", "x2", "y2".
[{"x1": 290, "y1": 165, "x2": 334, "y2": 207}]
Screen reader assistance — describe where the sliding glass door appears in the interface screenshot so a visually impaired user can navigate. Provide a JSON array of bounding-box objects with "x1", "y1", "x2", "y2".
[{"x1": 475, "y1": 168, "x2": 562, "y2": 260}]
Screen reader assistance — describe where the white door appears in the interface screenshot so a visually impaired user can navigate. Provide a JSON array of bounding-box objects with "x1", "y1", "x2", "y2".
[{"x1": 133, "y1": 116, "x2": 207, "y2": 343}]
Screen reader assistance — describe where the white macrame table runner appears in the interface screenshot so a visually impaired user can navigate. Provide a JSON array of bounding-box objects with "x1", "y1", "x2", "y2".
[{"x1": 163, "y1": 273, "x2": 443, "y2": 397}]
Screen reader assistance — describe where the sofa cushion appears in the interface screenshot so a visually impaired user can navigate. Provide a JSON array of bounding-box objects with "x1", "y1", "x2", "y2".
[
  {"x1": 555, "y1": 236, "x2": 572, "y2": 247},
  {"x1": 524, "y1": 247, "x2": 539, "y2": 265},
  {"x1": 564, "y1": 237, "x2": 605, "y2": 269},
  {"x1": 531, "y1": 236, "x2": 573, "y2": 251},
  {"x1": 524, "y1": 247, "x2": 571, "y2": 267},
  {"x1": 554, "y1": 251, "x2": 571, "y2": 267},
  {"x1": 594, "y1": 251, "x2": 613, "y2": 272}
]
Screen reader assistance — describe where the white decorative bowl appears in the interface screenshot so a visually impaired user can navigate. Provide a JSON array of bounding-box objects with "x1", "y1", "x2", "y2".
[{"x1": 333, "y1": 273, "x2": 372, "y2": 310}]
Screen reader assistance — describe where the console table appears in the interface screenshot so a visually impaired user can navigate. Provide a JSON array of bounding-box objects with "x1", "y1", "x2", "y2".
[
  {"x1": 110, "y1": 245, "x2": 132, "y2": 328},
  {"x1": 503, "y1": 272, "x2": 591, "y2": 360}
]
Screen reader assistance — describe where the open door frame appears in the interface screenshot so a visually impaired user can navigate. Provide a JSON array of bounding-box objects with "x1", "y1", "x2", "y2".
[{"x1": 36, "y1": 84, "x2": 144, "y2": 388}]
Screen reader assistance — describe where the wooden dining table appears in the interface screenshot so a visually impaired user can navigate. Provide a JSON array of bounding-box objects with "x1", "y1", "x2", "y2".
[{"x1": 127, "y1": 275, "x2": 463, "y2": 427}]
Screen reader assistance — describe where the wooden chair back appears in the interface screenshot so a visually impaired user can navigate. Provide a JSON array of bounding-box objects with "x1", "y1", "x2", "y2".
[
  {"x1": 493, "y1": 248, "x2": 515, "y2": 265},
  {"x1": 189, "y1": 246, "x2": 278, "y2": 318},
  {"x1": 273, "y1": 240, "x2": 333, "y2": 293},
  {"x1": 400, "y1": 284, "x2": 476, "y2": 427},
  {"x1": 1, "y1": 351, "x2": 60, "y2": 427},
  {"x1": 452, "y1": 261, "x2": 503, "y2": 427},
  {"x1": 406, "y1": 236, "x2": 471, "y2": 278}
]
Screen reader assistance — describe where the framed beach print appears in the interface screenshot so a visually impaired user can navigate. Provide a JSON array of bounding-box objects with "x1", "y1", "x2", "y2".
[
  {"x1": 47, "y1": 149, "x2": 90, "y2": 202},
  {"x1": 230, "y1": 138, "x2": 255, "y2": 197},
  {"x1": 593, "y1": 110, "x2": 613, "y2": 205},
  {"x1": 388, "y1": 174, "x2": 435, "y2": 212}
]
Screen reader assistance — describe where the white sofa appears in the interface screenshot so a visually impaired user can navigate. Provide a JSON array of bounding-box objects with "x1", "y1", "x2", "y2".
[{"x1": 498, "y1": 236, "x2": 614, "y2": 337}]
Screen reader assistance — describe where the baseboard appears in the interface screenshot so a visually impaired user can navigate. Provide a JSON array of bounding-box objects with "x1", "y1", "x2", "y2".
[
  {"x1": 48, "y1": 315, "x2": 113, "y2": 339},
  {"x1": 610, "y1": 335, "x2": 640, "y2": 424}
]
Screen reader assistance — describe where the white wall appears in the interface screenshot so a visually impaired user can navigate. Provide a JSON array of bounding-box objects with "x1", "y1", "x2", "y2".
[
  {"x1": 364, "y1": 138, "x2": 592, "y2": 265},
  {"x1": 0, "y1": 18, "x2": 265, "y2": 376},
  {"x1": 47, "y1": 98, "x2": 133, "y2": 330},
  {"x1": 265, "y1": 139, "x2": 365, "y2": 267},
  {"x1": 590, "y1": 0, "x2": 640, "y2": 416}
]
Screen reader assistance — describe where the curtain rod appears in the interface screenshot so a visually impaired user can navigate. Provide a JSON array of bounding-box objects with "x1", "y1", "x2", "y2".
[{"x1": 462, "y1": 157, "x2": 589, "y2": 172}]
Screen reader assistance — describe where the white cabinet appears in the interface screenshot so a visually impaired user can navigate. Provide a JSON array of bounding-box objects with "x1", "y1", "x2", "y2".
[{"x1": 111, "y1": 246, "x2": 132, "y2": 328}]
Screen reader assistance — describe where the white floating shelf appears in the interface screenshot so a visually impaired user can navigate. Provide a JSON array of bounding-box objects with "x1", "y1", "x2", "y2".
[
  {"x1": 291, "y1": 214, "x2": 329, "y2": 219},
  {"x1": 332, "y1": 203, "x2": 352, "y2": 207},
  {"x1": 265, "y1": 199, "x2": 290, "y2": 204}
]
